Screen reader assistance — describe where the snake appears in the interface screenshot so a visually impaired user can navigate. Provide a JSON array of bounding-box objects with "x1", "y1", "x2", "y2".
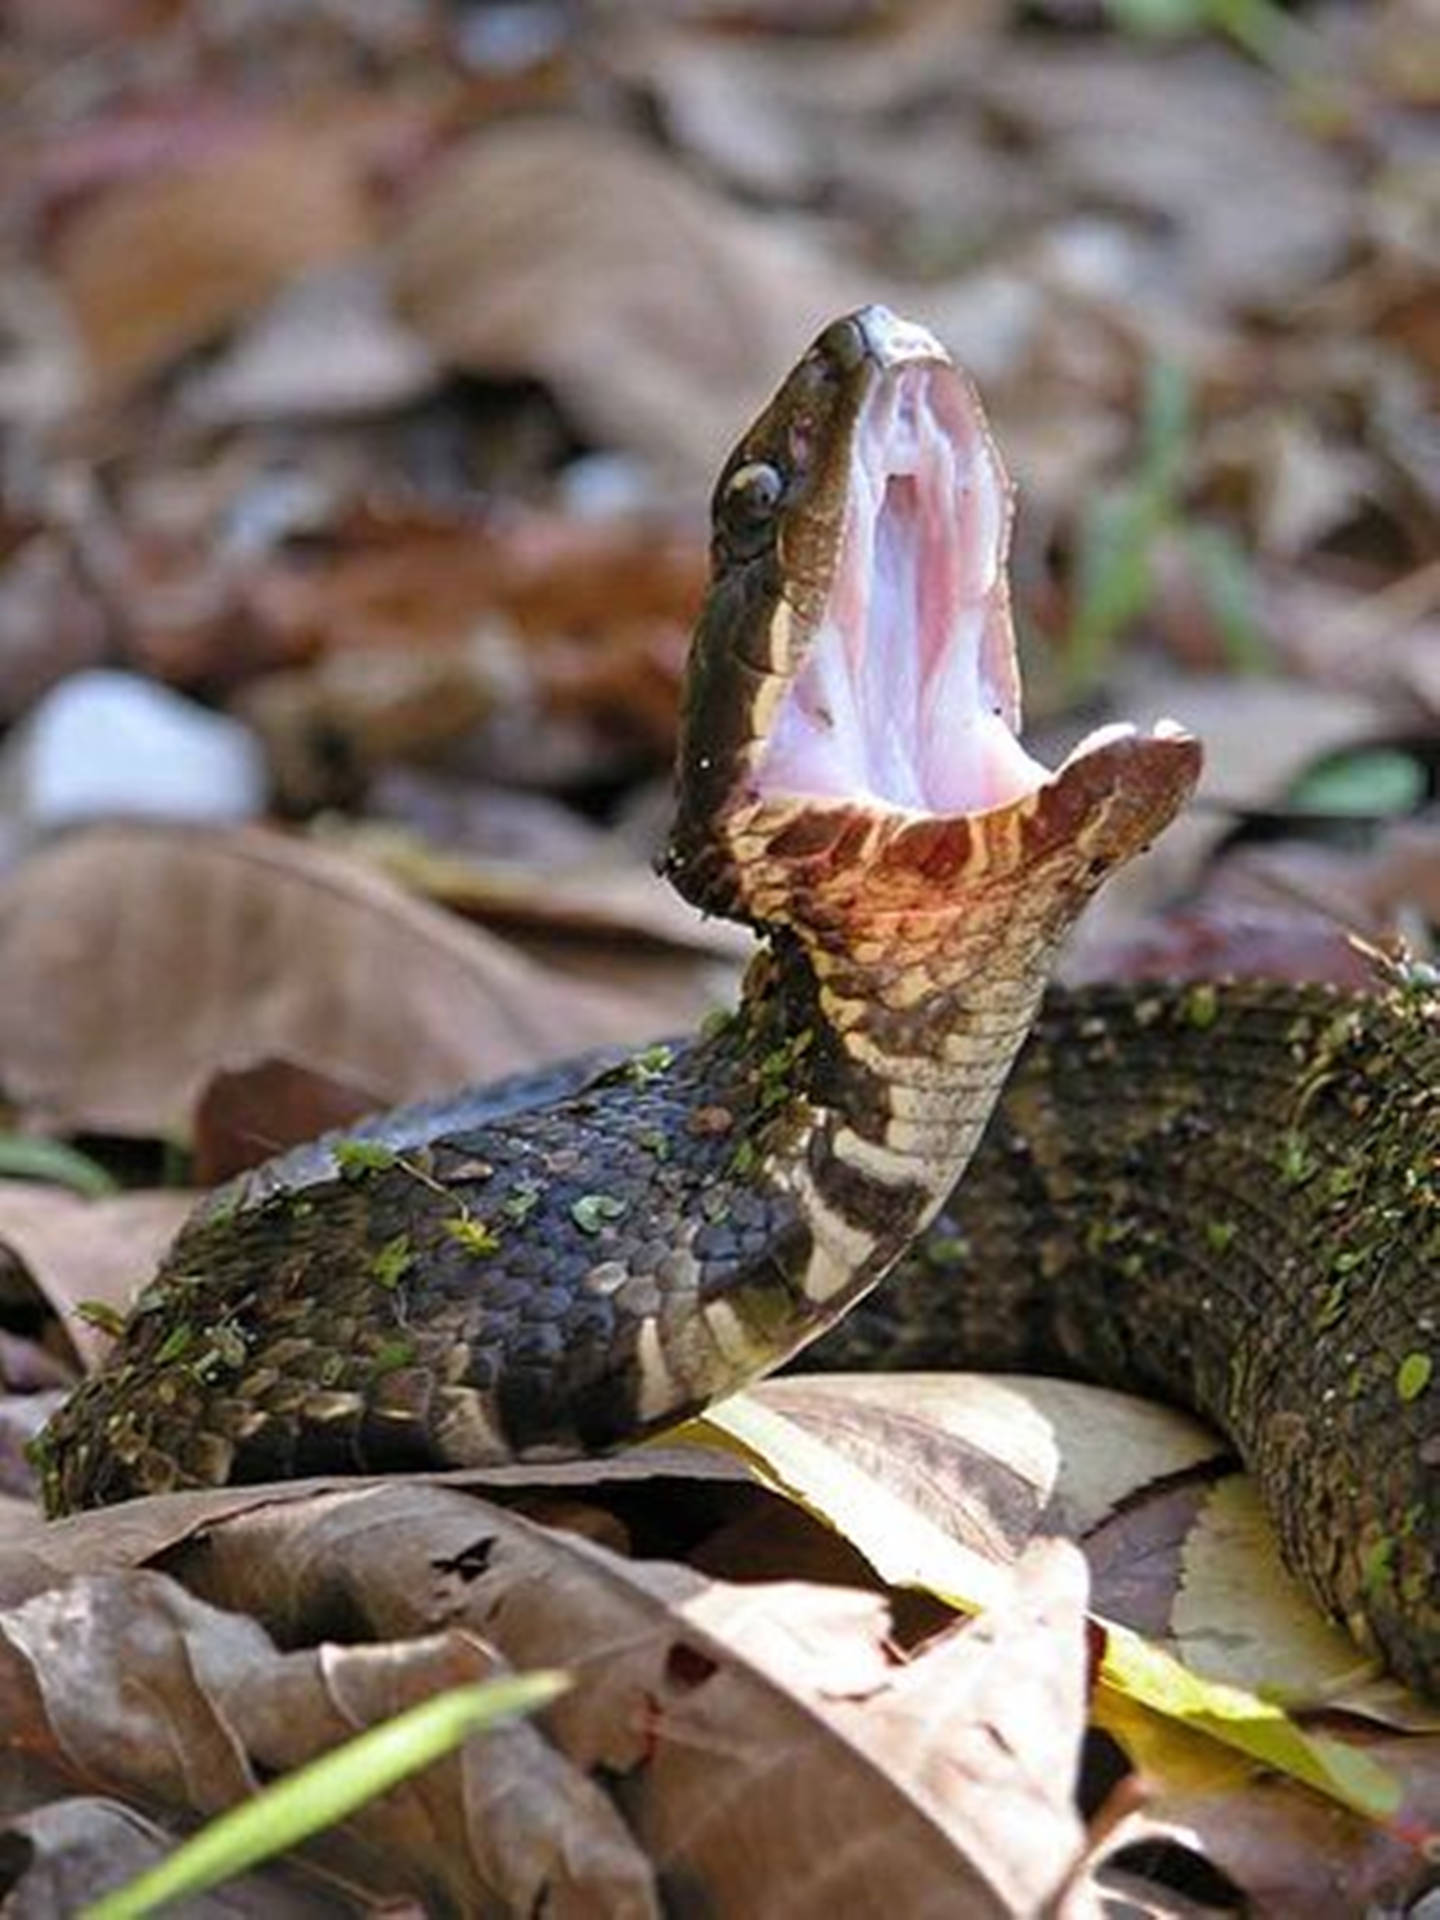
[{"x1": 36, "y1": 310, "x2": 1438, "y2": 1700}]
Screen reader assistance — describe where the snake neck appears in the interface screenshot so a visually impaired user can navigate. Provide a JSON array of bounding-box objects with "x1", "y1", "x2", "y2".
[{"x1": 692, "y1": 873, "x2": 1062, "y2": 1346}]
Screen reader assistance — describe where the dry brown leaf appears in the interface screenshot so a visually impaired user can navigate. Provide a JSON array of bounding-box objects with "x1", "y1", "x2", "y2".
[
  {"x1": 13, "y1": 96, "x2": 291, "y2": 215},
  {"x1": 0, "y1": 1182, "x2": 193, "y2": 1372},
  {"x1": 190, "y1": 1056, "x2": 383, "y2": 1188},
  {"x1": 237, "y1": 628, "x2": 523, "y2": 813},
  {"x1": 0, "y1": 1449, "x2": 750, "y2": 1608},
  {"x1": 247, "y1": 509, "x2": 706, "y2": 661},
  {"x1": 0, "y1": 1795, "x2": 333, "y2": 1917},
  {"x1": 0, "y1": 824, "x2": 680, "y2": 1139},
  {"x1": 0, "y1": 533, "x2": 109, "y2": 724},
  {"x1": 1052, "y1": 668, "x2": 1393, "y2": 978},
  {"x1": 601, "y1": 14, "x2": 1025, "y2": 253},
  {"x1": 19, "y1": 1436, "x2": 1436, "y2": 1912},
  {"x1": 53, "y1": 124, "x2": 375, "y2": 394},
  {"x1": 818, "y1": 1539, "x2": 1094, "y2": 1917},
  {"x1": 0, "y1": 1567, "x2": 654, "y2": 1914},
  {"x1": 978, "y1": 45, "x2": 1357, "y2": 314},
  {"x1": 755, "y1": 1373, "x2": 1226, "y2": 1564},
  {"x1": 238, "y1": 507, "x2": 707, "y2": 802},
  {"x1": 391, "y1": 119, "x2": 863, "y2": 482},
  {"x1": 166, "y1": 1481, "x2": 1072, "y2": 1914},
  {"x1": 329, "y1": 824, "x2": 752, "y2": 958},
  {"x1": 177, "y1": 261, "x2": 439, "y2": 425},
  {"x1": 1091, "y1": 1717, "x2": 1436, "y2": 1917}
]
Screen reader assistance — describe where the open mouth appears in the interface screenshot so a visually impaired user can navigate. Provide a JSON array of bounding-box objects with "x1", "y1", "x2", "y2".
[{"x1": 753, "y1": 353, "x2": 1107, "y2": 819}]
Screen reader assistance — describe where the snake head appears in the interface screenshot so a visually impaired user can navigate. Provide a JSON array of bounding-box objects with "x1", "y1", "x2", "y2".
[{"x1": 665, "y1": 306, "x2": 1201, "y2": 962}]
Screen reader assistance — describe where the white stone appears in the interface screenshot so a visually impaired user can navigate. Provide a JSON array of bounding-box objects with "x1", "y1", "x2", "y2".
[{"x1": 10, "y1": 670, "x2": 267, "y2": 826}]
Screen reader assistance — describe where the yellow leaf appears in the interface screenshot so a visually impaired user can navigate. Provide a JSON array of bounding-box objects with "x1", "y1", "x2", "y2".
[{"x1": 687, "y1": 1394, "x2": 1400, "y2": 1825}]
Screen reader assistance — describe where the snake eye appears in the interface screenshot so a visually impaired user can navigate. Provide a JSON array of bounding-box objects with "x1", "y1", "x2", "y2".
[{"x1": 718, "y1": 460, "x2": 784, "y2": 555}]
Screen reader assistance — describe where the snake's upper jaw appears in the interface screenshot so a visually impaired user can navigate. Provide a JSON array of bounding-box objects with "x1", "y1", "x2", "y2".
[{"x1": 752, "y1": 314, "x2": 1038, "y2": 821}]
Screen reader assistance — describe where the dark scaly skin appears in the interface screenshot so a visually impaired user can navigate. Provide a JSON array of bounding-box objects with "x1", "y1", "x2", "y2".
[
  {"x1": 810, "y1": 973, "x2": 1440, "y2": 1699},
  {"x1": 37, "y1": 307, "x2": 1197, "y2": 1514},
  {"x1": 121, "y1": 966, "x2": 1438, "y2": 1693}
]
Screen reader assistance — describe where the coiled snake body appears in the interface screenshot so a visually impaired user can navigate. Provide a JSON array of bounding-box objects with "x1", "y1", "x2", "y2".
[{"x1": 39, "y1": 312, "x2": 1437, "y2": 1698}]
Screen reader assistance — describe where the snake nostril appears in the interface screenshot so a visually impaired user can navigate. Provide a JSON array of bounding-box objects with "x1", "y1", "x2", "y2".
[{"x1": 665, "y1": 1642, "x2": 719, "y2": 1692}]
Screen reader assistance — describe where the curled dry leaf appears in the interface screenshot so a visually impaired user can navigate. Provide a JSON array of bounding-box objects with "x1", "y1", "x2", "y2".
[
  {"x1": 0, "y1": 824, "x2": 681, "y2": 1139},
  {"x1": 0, "y1": 1568, "x2": 655, "y2": 1915},
  {"x1": 391, "y1": 119, "x2": 863, "y2": 482},
  {"x1": 53, "y1": 124, "x2": 375, "y2": 395},
  {"x1": 697, "y1": 1388, "x2": 1409, "y2": 1824},
  {"x1": 0, "y1": 1795, "x2": 333, "y2": 1918},
  {"x1": 1090, "y1": 1721, "x2": 1437, "y2": 1917},
  {"x1": 752, "y1": 1372, "x2": 1226, "y2": 1565},
  {"x1": 0, "y1": 1182, "x2": 192, "y2": 1372},
  {"x1": 164, "y1": 1481, "x2": 1081, "y2": 1915},
  {"x1": 177, "y1": 261, "x2": 440, "y2": 426},
  {"x1": 977, "y1": 46, "x2": 1357, "y2": 313},
  {"x1": 20, "y1": 1428, "x2": 1434, "y2": 1913},
  {"x1": 330, "y1": 823, "x2": 752, "y2": 959},
  {"x1": 191, "y1": 1057, "x2": 384, "y2": 1189},
  {"x1": 815, "y1": 1539, "x2": 1093, "y2": 1918}
]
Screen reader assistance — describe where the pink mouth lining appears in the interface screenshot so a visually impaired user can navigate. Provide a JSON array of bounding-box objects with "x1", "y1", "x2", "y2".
[{"x1": 753, "y1": 359, "x2": 1056, "y2": 818}]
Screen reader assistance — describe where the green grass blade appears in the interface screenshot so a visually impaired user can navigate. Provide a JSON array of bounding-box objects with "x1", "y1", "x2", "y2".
[
  {"x1": 81, "y1": 1670, "x2": 569, "y2": 1919},
  {"x1": 0, "y1": 1134, "x2": 118, "y2": 1198}
]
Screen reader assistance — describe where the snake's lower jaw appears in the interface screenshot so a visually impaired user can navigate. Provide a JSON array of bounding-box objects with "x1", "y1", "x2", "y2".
[
  {"x1": 714, "y1": 720, "x2": 1202, "y2": 952},
  {"x1": 1033, "y1": 717, "x2": 1202, "y2": 886}
]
